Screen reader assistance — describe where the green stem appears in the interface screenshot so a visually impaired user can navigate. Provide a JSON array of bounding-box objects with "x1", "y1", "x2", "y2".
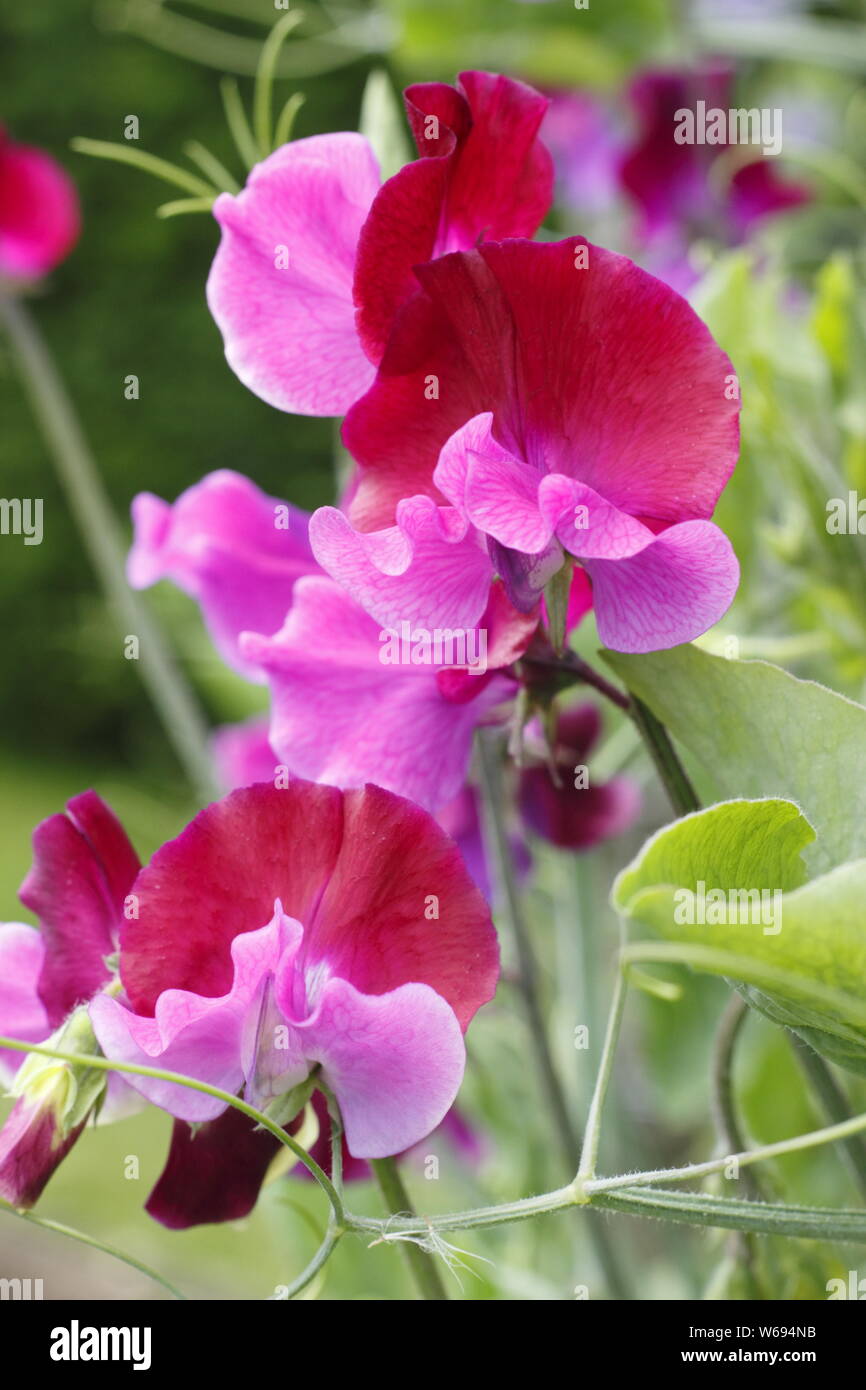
[
  {"x1": 254, "y1": 11, "x2": 305, "y2": 156},
  {"x1": 370, "y1": 1157, "x2": 449, "y2": 1301},
  {"x1": 577, "y1": 957, "x2": 627, "y2": 1183},
  {"x1": 476, "y1": 732, "x2": 631, "y2": 1299},
  {"x1": 591, "y1": 1186, "x2": 866, "y2": 1244},
  {"x1": 0, "y1": 292, "x2": 220, "y2": 804},
  {"x1": 711, "y1": 993, "x2": 765, "y2": 1202},
  {"x1": 790, "y1": 1036, "x2": 866, "y2": 1201},
  {"x1": 220, "y1": 76, "x2": 261, "y2": 170},
  {"x1": 0, "y1": 1204, "x2": 187, "y2": 1300},
  {"x1": 0, "y1": 1036, "x2": 342, "y2": 1223},
  {"x1": 627, "y1": 695, "x2": 700, "y2": 816},
  {"x1": 281, "y1": 1226, "x2": 343, "y2": 1300}
]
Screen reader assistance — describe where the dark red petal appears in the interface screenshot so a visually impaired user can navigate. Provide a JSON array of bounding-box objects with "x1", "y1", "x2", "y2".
[
  {"x1": 19, "y1": 792, "x2": 140, "y2": 1026},
  {"x1": 353, "y1": 72, "x2": 552, "y2": 369},
  {"x1": 518, "y1": 767, "x2": 640, "y2": 851},
  {"x1": 146, "y1": 1108, "x2": 282, "y2": 1230}
]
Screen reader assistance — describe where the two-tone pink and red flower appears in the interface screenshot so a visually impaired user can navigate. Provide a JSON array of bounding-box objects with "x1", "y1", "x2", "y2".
[{"x1": 1, "y1": 781, "x2": 498, "y2": 1228}]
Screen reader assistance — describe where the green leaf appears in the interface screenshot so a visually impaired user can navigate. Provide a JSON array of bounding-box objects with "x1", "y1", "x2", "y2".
[
  {"x1": 605, "y1": 645, "x2": 866, "y2": 875},
  {"x1": 614, "y1": 798, "x2": 866, "y2": 1073}
]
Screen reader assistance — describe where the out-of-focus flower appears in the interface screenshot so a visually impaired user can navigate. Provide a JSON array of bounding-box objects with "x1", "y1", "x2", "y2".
[
  {"x1": 0, "y1": 128, "x2": 80, "y2": 280},
  {"x1": 206, "y1": 72, "x2": 552, "y2": 416},
  {"x1": 90, "y1": 780, "x2": 498, "y2": 1227},
  {"x1": 618, "y1": 65, "x2": 810, "y2": 289},
  {"x1": 313, "y1": 238, "x2": 740, "y2": 654},
  {"x1": 517, "y1": 705, "x2": 640, "y2": 850}
]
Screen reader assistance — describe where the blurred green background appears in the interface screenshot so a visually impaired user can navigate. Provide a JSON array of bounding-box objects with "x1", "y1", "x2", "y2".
[{"x1": 3, "y1": 0, "x2": 866, "y2": 1300}]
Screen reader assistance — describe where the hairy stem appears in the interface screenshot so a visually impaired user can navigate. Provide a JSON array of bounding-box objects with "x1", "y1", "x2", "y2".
[{"x1": 370, "y1": 1157, "x2": 449, "y2": 1301}]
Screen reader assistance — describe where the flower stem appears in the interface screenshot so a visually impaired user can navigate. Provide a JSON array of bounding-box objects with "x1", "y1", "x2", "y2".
[
  {"x1": 370, "y1": 1157, "x2": 449, "y2": 1300},
  {"x1": 0, "y1": 292, "x2": 220, "y2": 804},
  {"x1": 627, "y1": 694, "x2": 700, "y2": 816},
  {"x1": 476, "y1": 732, "x2": 631, "y2": 1299},
  {"x1": 789, "y1": 1036, "x2": 866, "y2": 1201},
  {"x1": 576, "y1": 957, "x2": 628, "y2": 1184}
]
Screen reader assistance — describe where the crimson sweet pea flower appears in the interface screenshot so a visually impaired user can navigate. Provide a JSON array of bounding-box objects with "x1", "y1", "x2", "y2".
[
  {"x1": 89, "y1": 779, "x2": 498, "y2": 1224},
  {"x1": 0, "y1": 128, "x2": 80, "y2": 280},
  {"x1": 205, "y1": 71, "x2": 552, "y2": 416},
  {"x1": 310, "y1": 237, "x2": 741, "y2": 653},
  {"x1": 618, "y1": 65, "x2": 810, "y2": 291}
]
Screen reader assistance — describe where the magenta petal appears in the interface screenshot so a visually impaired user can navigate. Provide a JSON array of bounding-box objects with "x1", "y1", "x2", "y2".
[
  {"x1": 0, "y1": 130, "x2": 80, "y2": 279},
  {"x1": 206, "y1": 134, "x2": 379, "y2": 415},
  {"x1": 277, "y1": 973, "x2": 466, "y2": 1157},
  {"x1": 242, "y1": 576, "x2": 512, "y2": 811},
  {"x1": 90, "y1": 909, "x2": 303, "y2": 1122},
  {"x1": 146, "y1": 1109, "x2": 284, "y2": 1230},
  {"x1": 128, "y1": 470, "x2": 317, "y2": 681},
  {"x1": 19, "y1": 791, "x2": 139, "y2": 1028},
  {"x1": 212, "y1": 717, "x2": 277, "y2": 791},
  {"x1": 309, "y1": 495, "x2": 491, "y2": 630},
  {"x1": 585, "y1": 519, "x2": 740, "y2": 652},
  {"x1": 0, "y1": 924, "x2": 49, "y2": 1079}
]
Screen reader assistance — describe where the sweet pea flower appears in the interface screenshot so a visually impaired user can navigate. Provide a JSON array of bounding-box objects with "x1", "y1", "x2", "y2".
[
  {"x1": 90, "y1": 779, "x2": 499, "y2": 1226},
  {"x1": 517, "y1": 705, "x2": 640, "y2": 851},
  {"x1": 127, "y1": 470, "x2": 317, "y2": 681},
  {"x1": 618, "y1": 65, "x2": 810, "y2": 290},
  {"x1": 0, "y1": 792, "x2": 140, "y2": 1206},
  {"x1": 0, "y1": 128, "x2": 80, "y2": 280},
  {"x1": 129, "y1": 471, "x2": 539, "y2": 812},
  {"x1": 206, "y1": 71, "x2": 552, "y2": 416},
  {"x1": 311, "y1": 237, "x2": 741, "y2": 653}
]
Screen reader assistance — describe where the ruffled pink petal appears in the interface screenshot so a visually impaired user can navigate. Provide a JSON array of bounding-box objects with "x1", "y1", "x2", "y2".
[
  {"x1": 241, "y1": 576, "x2": 513, "y2": 811},
  {"x1": 275, "y1": 970, "x2": 465, "y2": 1157},
  {"x1": 128, "y1": 470, "x2": 317, "y2": 681},
  {"x1": 309, "y1": 494, "x2": 491, "y2": 630},
  {"x1": 0, "y1": 130, "x2": 80, "y2": 279},
  {"x1": 91, "y1": 909, "x2": 303, "y2": 1122},
  {"x1": 0, "y1": 924, "x2": 49, "y2": 1080},
  {"x1": 19, "y1": 791, "x2": 139, "y2": 1027},
  {"x1": 584, "y1": 519, "x2": 740, "y2": 652},
  {"x1": 207, "y1": 134, "x2": 379, "y2": 415},
  {"x1": 118, "y1": 779, "x2": 498, "y2": 1033},
  {"x1": 354, "y1": 71, "x2": 552, "y2": 363}
]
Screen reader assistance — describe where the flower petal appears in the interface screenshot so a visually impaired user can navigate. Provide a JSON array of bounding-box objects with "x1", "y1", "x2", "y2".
[
  {"x1": 206, "y1": 134, "x2": 379, "y2": 415},
  {"x1": 0, "y1": 130, "x2": 80, "y2": 278},
  {"x1": 0, "y1": 924, "x2": 49, "y2": 1079},
  {"x1": 19, "y1": 791, "x2": 139, "y2": 1027},
  {"x1": 278, "y1": 973, "x2": 466, "y2": 1157},
  {"x1": 128, "y1": 470, "x2": 317, "y2": 681}
]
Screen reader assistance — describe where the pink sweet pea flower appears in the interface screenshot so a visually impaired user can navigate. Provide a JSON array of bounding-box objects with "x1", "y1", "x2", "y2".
[
  {"x1": 0, "y1": 793, "x2": 140, "y2": 1207},
  {"x1": 127, "y1": 470, "x2": 317, "y2": 681},
  {"x1": 0, "y1": 128, "x2": 80, "y2": 280},
  {"x1": 313, "y1": 238, "x2": 740, "y2": 654},
  {"x1": 129, "y1": 470, "x2": 539, "y2": 812},
  {"x1": 241, "y1": 576, "x2": 537, "y2": 812},
  {"x1": 89, "y1": 780, "x2": 499, "y2": 1225},
  {"x1": 206, "y1": 71, "x2": 552, "y2": 417}
]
